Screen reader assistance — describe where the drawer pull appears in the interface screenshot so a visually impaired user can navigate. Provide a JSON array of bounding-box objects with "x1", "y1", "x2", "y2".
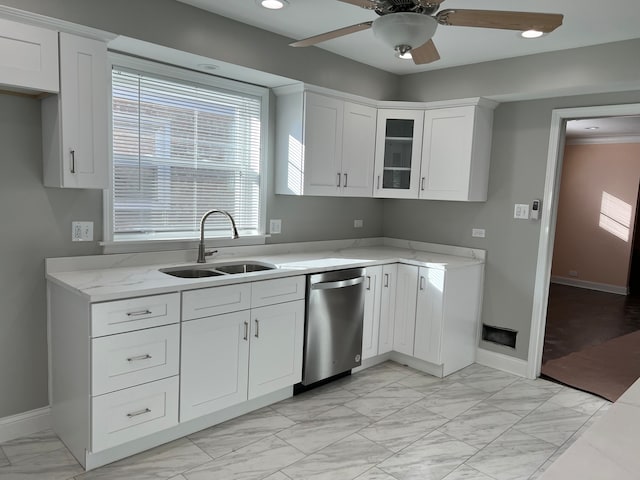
[
  {"x1": 420, "y1": 276, "x2": 426, "y2": 291},
  {"x1": 366, "y1": 275, "x2": 371, "y2": 290},
  {"x1": 126, "y1": 309, "x2": 152, "y2": 317},
  {"x1": 254, "y1": 319, "x2": 259, "y2": 338},
  {"x1": 126, "y1": 353, "x2": 152, "y2": 362},
  {"x1": 126, "y1": 408, "x2": 151, "y2": 418},
  {"x1": 384, "y1": 273, "x2": 389, "y2": 288},
  {"x1": 244, "y1": 321, "x2": 249, "y2": 341}
]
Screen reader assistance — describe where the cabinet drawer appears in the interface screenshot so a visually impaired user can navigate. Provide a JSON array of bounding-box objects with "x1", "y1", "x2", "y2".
[
  {"x1": 0, "y1": 18, "x2": 59, "y2": 93},
  {"x1": 91, "y1": 376, "x2": 178, "y2": 453},
  {"x1": 91, "y1": 324, "x2": 180, "y2": 396},
  {"x1": 91, "y1": 293, "x2": 179, "y2": 337},
  {"x1": 251, "y1": 276, "x2": 305, "y2": 308},
  {"x1": 182, "y1": 283, "x2": 251, "y2": 321}
]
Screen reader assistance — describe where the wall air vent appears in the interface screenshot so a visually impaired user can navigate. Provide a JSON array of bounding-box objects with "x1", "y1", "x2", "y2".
[{"x1": 482, "y1": 324, "x2": 517, "y2": 349}]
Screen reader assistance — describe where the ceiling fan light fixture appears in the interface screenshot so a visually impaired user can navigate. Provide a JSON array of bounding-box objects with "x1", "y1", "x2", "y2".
[
  {"x1": 258, "y1": 0, "x2": 288, "y2": 10},
  {"x1": 396, "y1": 46, "x2": 413, "y2": 60},
  {"x1": 373, "y1": 13, "x2": 438, "y2": 53},
  {"x1": 521, "y1": 29, "x2": 544, "y2": 39}
]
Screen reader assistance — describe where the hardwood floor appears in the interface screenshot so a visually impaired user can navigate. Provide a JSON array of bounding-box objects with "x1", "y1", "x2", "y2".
[{"x1": 542, "y1": 283, "x2": 640, "y2": 363}]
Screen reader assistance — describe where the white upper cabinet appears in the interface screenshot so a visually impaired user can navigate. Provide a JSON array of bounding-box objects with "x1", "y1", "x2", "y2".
[
  {"x1": 42, "y1": 32, "x2": 109, "y2": 189},
  {"x1": 0, "y1": 17, "x2": 59, "y2": 93},
  {"x1": 275, "y1": 88, "x2": 376, "y2": 197},
  {"x1": 419, "y1": 105, "x2": 494, "y2": 201},
  {"x1": 373, "y1": 109, "x2": 424, "y2": 199}
]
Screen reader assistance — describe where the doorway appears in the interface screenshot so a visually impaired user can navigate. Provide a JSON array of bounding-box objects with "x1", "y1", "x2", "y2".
[{"x1": 528, "y1": 103, "x2": 640, "y2": 381}]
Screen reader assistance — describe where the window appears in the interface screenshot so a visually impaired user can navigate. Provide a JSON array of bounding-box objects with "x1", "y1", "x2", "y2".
[{"x1": 108, "y1": 58, "x2": 267, "y2": 244}]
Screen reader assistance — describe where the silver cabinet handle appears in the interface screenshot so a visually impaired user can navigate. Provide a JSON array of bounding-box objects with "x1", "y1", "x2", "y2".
[
  {"x1": 344, "y1": 173, "x2": 348, "y2": 187},
  {"x1": 366, "y1": 275, "x2": 371, "y2": 290},
  {"x1": 377, "y1": 175, "x2": 380, "y2": 189},
  {"x1": 126, "y1": 354, "x2": 152, "y2": 362},
  {"x1": 243, "y1": 321, "x2": 249, "y2": 341},
  {"x1": 127, "y1": 408, "x2": 151, "y2": 418},
  {"x1": 421, "y1": 177, "x2": 426, "y2": 191},
  {"x1": 384, "y1": 273, "x2": 389, "y2": 288},
  {"x1": 420, "y1": 276, "x2": 426, "y2": 291},
  {"x1": 254, "y1": 319, "x2": 259, "y2": 338},
  {"x1": 337, "y1": 173, "x2": 341, "y2": 187},
  {"x1": 70, "y1": 149, "x2": 76, "y2": 173},
  {"x1": 126, "y1": 309, "x2": 152, "y2": 317}
]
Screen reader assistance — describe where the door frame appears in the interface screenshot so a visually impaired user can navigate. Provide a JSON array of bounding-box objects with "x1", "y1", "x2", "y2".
[{"x1": 527, "y1": 102, "x2": 640, "y2": 379}]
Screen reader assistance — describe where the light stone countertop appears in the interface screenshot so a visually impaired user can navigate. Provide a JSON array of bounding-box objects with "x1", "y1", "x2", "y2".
[{"x1": 45, "y1": 238, "x2": 485, "y2": 303}]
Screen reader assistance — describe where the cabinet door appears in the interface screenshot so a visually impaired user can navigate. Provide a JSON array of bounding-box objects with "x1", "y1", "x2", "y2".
[
  {"x1": 377, "y1": 264, "x2": 397, "y2": 354},
  {"x1": 413, "y1": 266, "x2": 445, "y2": 365},
  {"x1": 248, "y1": 300, "x2": 304, "y2": 399},
  {"x1": 303, "y1": 92, "x2": 343, "y2": 196},
  {"x1": 55, "y1": 33, "x2": 108, "y2": 188},
  {"x1": 0, "y1": 18, "x2": 58, "y2": 93},
  {"x1": 419, "y1": 106, "x2": 476, "y2": 201},
  {"x1": 392, "y1": 264, "x2": 418, "y2": 356},
  {"x1": 362, "y1": 265, "x2": 383, "y2": 360},
  {"x1": 180, "y1": 311, "x2": 250, "y2": 421},
  {"x1": 341, "y1": 102, "x2": 376, "y2": 197},
  {"x1": 373, "y1": 109, "x2": 423, "y2": 199}
]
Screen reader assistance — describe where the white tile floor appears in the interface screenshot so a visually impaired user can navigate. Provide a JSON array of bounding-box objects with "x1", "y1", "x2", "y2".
[{"x1": 0, "y1": 362, "x2": 610, "y2": 480}]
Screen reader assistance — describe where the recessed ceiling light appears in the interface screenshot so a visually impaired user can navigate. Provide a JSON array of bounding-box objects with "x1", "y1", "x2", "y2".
[
  {"x1": 521, "y1": 29, "x2": 544, "y2": 39},
  {"x1": 258, "y1": 0, "x2": 288, "y2": 9},
  {"x1": 585, "y1": 126, "x2": 600, "y2": 130}
]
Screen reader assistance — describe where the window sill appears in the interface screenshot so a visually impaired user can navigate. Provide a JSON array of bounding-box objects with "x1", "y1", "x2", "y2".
[{"x1": 100, "y1": 235, "x2": 267, "y2": 255}]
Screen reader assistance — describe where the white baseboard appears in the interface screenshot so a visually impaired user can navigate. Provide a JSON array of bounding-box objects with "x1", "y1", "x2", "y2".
[
  {"x1": 476, "y1": 348, "x2": 528, "y2": 378},
  {"x1": 551, "y1": 276, "x2": 628, "y2": 295},
  {"x1": 0, "y1": 406, "x2": 51, "y2": 443}
]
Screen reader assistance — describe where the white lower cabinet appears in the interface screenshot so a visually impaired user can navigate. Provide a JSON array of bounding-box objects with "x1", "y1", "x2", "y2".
[
  {"x1": 392, "y1": 264, "x2": 419, "y2": 356},
  {"x1": 248, "y1": 300, "x2": 305, "y2": 399},
  {"x1": 377, "y1": 264, "x2": 398, "y2": 354},
  {"x1": 362, "y1": 265, "x2": 383, "y2": 360},
  {"x1": 92, "y1": 376, "x2": 179, "y2": 452},
  {"x1": 180, "y1": 310, "x2": 250, "y2": 422},
  {"x1": 180, "y1": 276, "x2": 305, "y2": 421}
]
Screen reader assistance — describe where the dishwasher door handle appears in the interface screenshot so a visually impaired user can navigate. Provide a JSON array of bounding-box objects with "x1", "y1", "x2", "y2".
[{"x1": 311, "y1": 276, "x2": 364, "y2": 290}]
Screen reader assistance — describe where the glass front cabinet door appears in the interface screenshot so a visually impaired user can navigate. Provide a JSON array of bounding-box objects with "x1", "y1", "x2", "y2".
[{"x1": 373, "y1": 109, "x2": 424, "y2": 198}]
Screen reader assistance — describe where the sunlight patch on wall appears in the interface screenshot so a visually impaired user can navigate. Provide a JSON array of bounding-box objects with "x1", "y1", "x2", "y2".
[
  {"x1": 599, "y1": 191, "x2": 632, "y2": 242},
  {"x1": 287, "y1": 134, "x2": 303, "y2": 194}
]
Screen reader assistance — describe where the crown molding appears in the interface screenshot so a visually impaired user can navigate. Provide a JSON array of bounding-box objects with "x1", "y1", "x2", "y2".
[{"x1": 0, "y1": 5, "x2": 117, "y2": 41}]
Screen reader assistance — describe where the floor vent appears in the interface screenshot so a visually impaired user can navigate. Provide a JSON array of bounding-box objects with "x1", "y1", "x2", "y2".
[{"x1": 482, "y1": 324, "x2": 517, "y2": 348}]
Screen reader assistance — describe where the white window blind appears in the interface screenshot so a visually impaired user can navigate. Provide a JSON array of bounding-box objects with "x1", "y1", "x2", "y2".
[{"x1": 111, "y1": 67, "x2": 263, "y2": 241}]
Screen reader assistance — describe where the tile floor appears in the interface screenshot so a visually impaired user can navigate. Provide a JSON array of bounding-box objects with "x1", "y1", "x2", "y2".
[{"x1": 0, "y1": 361, "x2": 611, "y2": 480}]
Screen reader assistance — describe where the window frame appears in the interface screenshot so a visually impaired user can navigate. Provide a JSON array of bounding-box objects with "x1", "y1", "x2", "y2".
[{"x1": 102, "y1": 53, "x2": 269, "y2": 252}]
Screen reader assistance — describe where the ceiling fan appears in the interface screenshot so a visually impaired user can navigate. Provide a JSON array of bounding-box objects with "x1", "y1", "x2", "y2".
[{"x1": 289, "y1": 0, "x2": 564, "y2": 65}]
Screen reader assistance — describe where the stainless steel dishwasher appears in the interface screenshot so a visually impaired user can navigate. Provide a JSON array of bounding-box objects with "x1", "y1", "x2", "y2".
[{"x1": 302, "y1": 267, "x2": 365, "y2": 386}]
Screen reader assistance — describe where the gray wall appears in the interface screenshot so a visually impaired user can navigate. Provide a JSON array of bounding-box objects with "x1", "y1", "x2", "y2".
[{"x1": 0, "y1": 94, "x2": 102, "y2": 416}]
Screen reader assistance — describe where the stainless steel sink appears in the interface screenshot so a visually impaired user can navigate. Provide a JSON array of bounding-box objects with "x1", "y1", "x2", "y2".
[
  {"x1": 159, "y1": 266, "x2": 226, "y2": 278},
  {"x1": 214, "y1": 262, "x2": 276, "y2": 274},
  {"x1": 160, "y1": 261, "x2": 277, "y2": 278}
]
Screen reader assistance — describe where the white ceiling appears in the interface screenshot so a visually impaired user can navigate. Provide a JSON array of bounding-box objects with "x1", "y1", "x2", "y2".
[
  {"x1": 176, "y1": 0, "x2": 640, "y2": 75},
  {"x1": 566, "y1": 117, "x2": 640, "y2": 140}
]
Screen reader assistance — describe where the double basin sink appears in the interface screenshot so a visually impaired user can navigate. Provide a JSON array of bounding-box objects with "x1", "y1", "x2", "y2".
[{"x1": 160, "y1": 261, "x2": 277, "y2": 278}]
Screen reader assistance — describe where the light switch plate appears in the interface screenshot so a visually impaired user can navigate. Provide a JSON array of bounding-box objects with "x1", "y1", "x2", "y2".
[
  {"x1": 354, "y1": 219, "x2": 363, "y2": 228},
  {"x1": 514, "y1": 204, "x2": 530, "y2": 219},
  {"x1": 472, "y1": 228, "x2": 486, "y2": 238},
  {"x1": 269, "y1": 219, "x2": 282, "y2": 235},
  {"x1": 72, "y1": 221, "x2": 93, "y2": 242}
]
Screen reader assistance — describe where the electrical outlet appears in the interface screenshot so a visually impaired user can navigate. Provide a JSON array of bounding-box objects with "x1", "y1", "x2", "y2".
[
  {"x1": 72, "y1": 221, "x2": 93, "y2": 242},
  {"x1": 472, "y1": 228, "x2": 486, "y2": 238},
  {"x1": 514, "y1": 204, "x2": 530, "y2": 219},
  {"x1": 354, "y1": 219, "x2": 363, "y2": 228},
  {"x1": 569, "y1": 270, "x2": 578, "y2": 277},
  {"x1": 269, "y1": 219, "x2": 282, "y2": 235}
]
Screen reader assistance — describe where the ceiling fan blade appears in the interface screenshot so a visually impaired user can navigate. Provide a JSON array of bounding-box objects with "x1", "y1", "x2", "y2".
[
  {"x1": 411, "y1": 39, "x2": 440, "y2": 65},
  {"x1": 290, "y1": 22, "x2": 373, "y2": 47},
  {"x1": 437, "y1": 9, "x2": 563, "y2": 33},
  {"x1": 337, "y1": 0, "x2": 380, "y2": 9}
]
